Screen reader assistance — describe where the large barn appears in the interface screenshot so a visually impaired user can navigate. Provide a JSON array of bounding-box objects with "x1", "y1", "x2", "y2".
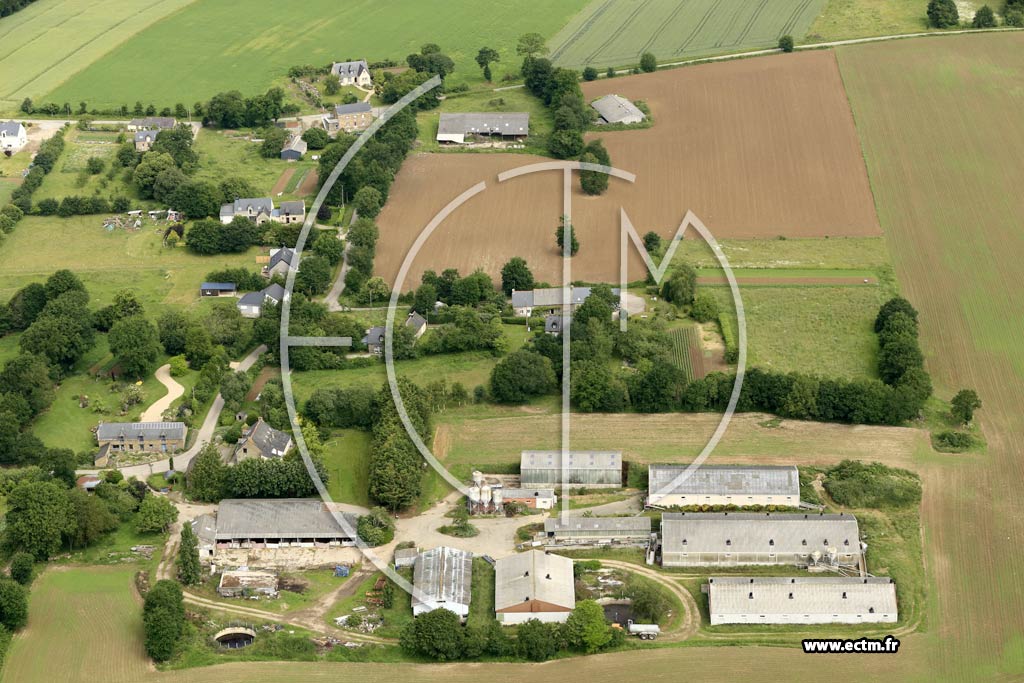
[
  {"x1": 494, "y1": 550, "x2": 575, "y2": 624},
  {"x1": 436, "y1": 112, "x2": 529, "y2": 144},
  {"x1": 520, "y1": 450, "x2": 622, "y2": 488},
  {"x1": 412, "y1": 546, "x2": 473, "y2": 618},
  {"x1": 647, "y1": 464, "x2": 800, "y2": 508},
  {"x1": 543, "y1": 516, "x2": 651, "y2": 544},
  {"x1": 660, "y1": 512, "x2": 863, "y2": 568},
  {"x1": 708, "y1": 576, "x2": 898, "y2": 625}
]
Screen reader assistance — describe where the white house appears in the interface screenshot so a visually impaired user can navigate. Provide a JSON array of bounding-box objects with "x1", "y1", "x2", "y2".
[
  {"x1": 0, "y1": 121, "x2": 28, "y2": 154},
  {"x1": 331, "y1": 60, "x2": 372, "y2": 88}
]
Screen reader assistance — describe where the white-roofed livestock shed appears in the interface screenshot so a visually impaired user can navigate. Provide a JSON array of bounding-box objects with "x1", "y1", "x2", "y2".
[
  {"x1": 436, "y1": 112, "x2": 529, "y2": 144},
  {"x1": 494, "y1": 550, "x2": 575, "y2": 624},
  {"x1": 520, "y1": 450, "x2": 622, "y2": 488},
  {"x1": 543, "y1": 516, "x2": 651, "y2": 543},
  {"x1": 708, "y1": 576, "x2": 898, "y2": 625},
  {"x1": 647, "y1": 464, "x2": 800, "y2": 508},
  {"x1": 412, "y1": 546, "x2": 473, "y2": 618}
]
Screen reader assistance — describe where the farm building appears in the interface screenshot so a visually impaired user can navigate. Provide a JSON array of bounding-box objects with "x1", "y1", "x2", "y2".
[
  {"x1": 265, "y1": 247, "x2": 298, "y2": 277},
  {"x1": 660, "y1": 512, "x2": 863, "y2": 568},
  {"x1": 324, "y1": 102, "x2": 373, "y2": 133},
  {"x1": 495, "y1": 550, "x2": 575, "y2": 624},
  {"x1": 96, "y1": 421, "x2": 187, "y2": 456},
  {"x1": 231, "y1": 418, "x2": 292, "y2": 463},
  {"x1": 200, "y1": 282, "x2": 237, "y2": 297},
  {"x1": 544, "y1": 314, "x2": 567, "y2": 335},
  {"x1": 520, "y1": 450, "x2": 623, "y2": 488},
  {"x1": 543, "y1": 516, "x2": 651, "y2": 543},
  {"x1": 280, "y1": 135, "x2": 307, "y2": 160},
  {"x1": 193, "y1": 514, "x2": 217, "y2": 559},
  {"x1": 499, "y1": 487, "x2": 556, "y2": 510},
  {"x1": 708, "y1": 576, "x2": 898, "y2": 625},
  {"x1": 412, "y1": 546, "x2": 473, "y2": 618},
  {"x1": 406, "y1": 311, "x2": 427, "y2": 338},
  {"x1": 237, "y1": 283, "x2": 287, "y2": 318},
  {"x1": 436, "y1": 113, "x2": 529, "y2": 144},
  {"x1": 217, "y1": 570, "x2": 279, "y2": 598},
  {"x1": 362, "y1": 313, "x2": 428, "y2": 354},
  {"x1": 331, "y1": 59, "x2": 372, "y2": 87},
  {"x1": 591, "y1": 94, "x2": 645, "y2": 125},
  {"x1": 647, "y1": 464, "x2": 800, "y2": 508},
  {"x1": 394, "y1": 547, "x2": 418, "y2": 569},
  {"x1": 220, "y1": 198, "x2": 305, "y2": 225},
  {"x1": 127, "y1": 116, "x2": 175, "y2": 131},
  {"x1": 511, "y1": 287, "x2": 619, "y2": 317},
  {"x1": 75, "y1": 474, "x2": 101, "y2": 492},
  {"x1": 212, "y1": 499, "x2": 360, "y2": 569},
  {"x1": 133, "y1": 129, "x2": 159, "y2": 152},
  {"x1": 0, "y1": 121, "x2": 27, "y2": 153}
]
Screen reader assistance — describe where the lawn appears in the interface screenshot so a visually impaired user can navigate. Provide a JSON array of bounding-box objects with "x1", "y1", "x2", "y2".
[
  {"x1": 322, "y1": 429, "x2": 372, "y2": 507},
  {"x1": 33, "y1": 129, "x2": 143, "y2": 203},
  {"x1": 0, "y1": 0, "x2": 198, "y2": 111},
  {"x1": 548, "y1": 0, "x2": 829, "y2": 69},
  {"x1": 40, "y1": 0, "x2": 592, "y2": 109},
  {"x1": 0, "y1": 567, "x2": 150, "y2": 683},
  {"x1": 417, "y1": 87, "x2": 555, "y2": 154},
  {"x1": 0, "y1": 178, "x2": 18, "y2": 206},
  {"x1": 0, "y1": 215, "x2": 258, "y2": 311},
  {"x1": 192, "y1": 129, "x2": 314, "y2": 200}
]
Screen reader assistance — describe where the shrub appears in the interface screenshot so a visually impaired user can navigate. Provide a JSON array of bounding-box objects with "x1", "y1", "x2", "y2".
[
  {"x1": 691, "y1": 292, "x2": 719, "y2": 322},
  {"x1": 582, "y1": 66, "x2": 598, "y2": 81},
  {"x1": 927, "y1": 0, "x2": 959, "y2": 27},
  {"x1": 933, "y1": 430, "x2": 974, "y2": 452},
  {"x1": 0, "y1": 579, "x2": 28, "y2": 631},
  {"x1": 8, "y1": 553, "x2": 34, "y2": 586},
  {"x1": 823, "y1": 460, "x2": 921, "y2": 508},
  {"x1": 639, "y1": 52, "x2": 657, "y2": 72},
  {"x1": 356, "y1": 507, "x2": 396, "y2": 546},
  {"x1": 778, "y1": 35, "x2": 795, "y2": 52}
]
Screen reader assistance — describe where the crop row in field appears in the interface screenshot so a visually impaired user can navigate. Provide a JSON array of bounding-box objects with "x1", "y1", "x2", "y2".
[
  {"x1": 549, "y1": 0, "x2": 828, "y2": 69},
  {"x1": 667, "y1": 325, "x2": 698, "y2": 379}
]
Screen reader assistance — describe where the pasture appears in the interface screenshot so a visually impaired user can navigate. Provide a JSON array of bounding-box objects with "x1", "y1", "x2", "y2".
[
  {"x1": 838, "y1": 31, "x2": 1024, "y2": 675},
  {"x1": 375, "y1": 52, "x2": 880, "y2": 286},
  {"x1": 807, "y1": 0, "x2": 934, "y2": 41},
  {"x1": 192, "y1": 130, "x2": 314, "y2": 201},
  {"x1": 39, "y1": 0, "x2": 591, "y2": 109},
  {"x1": 548, "y1": 0, "x2": 828, "y2": 69}
]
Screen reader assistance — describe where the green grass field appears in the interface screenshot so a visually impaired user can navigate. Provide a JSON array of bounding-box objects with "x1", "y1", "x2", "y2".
[
  {"x1": 417, "y1": 87, "x2": 554, "y2": 153},
  {"x1": 37, "y1": 0, "x2": 591, "y2": 110},
  {"x1": 321, "y1": 429, "x2": 372, "y2": 507},
  {"x1": 806, "y1": 0, "x2": 933, "y2": 41},
  {"x1": 192, "y1": 129, "x2": 313, "y2": 200},
  {"x1": 0, "y1": 0, "x2": 198, "y2": 110},
  {"x1": 548, "y1": 0, "x2": 828, "y2": 69},
  {"x1": 33, "y1": 130, "x2": 143, "y2": 202}
]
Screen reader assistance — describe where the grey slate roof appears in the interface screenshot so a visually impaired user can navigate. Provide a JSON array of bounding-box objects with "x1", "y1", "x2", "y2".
[
  {"x1": 494, "y1": 550, "x2": 575, "y2": 612},
  {"x1": 201, "y1": 282, "x2": 236, "y2": 291},
  {"x1": 268, "y1": 247, "x2": 296, "y2": 270},
  {"x1": 0, "y1": 121, "x2": 25, "y2": 136},
  {"x1": 521, "y1": 450, "x2": 622, "y2": 471},
  {"x1": 222, "y1": 197, "x2": 274, "y2": 219},
  {"x1": 648, "y1": 465, "x2": 800, "y2": 497},
  {"x1": 708, "y1": 576, "x2": 897, "y2": 618},
  {"x1": 406, "y1": 312, "x2": 427, "y2": 330},
  {"x1": 544, "y1": 516, "x2": 651, "y2": 535},
  {"x1": 238, "y1": 291, "x2": 264, "y2": 307},
  {"x1": 193, "y1": 514, "x2": 217, "y2": 546},
  {"x1": 591, "y1": 94, "x2": 645, "y2": 124},
  {"x1": 282, "y1": 136, "x2": 307, "y2": 155},
  {"x1": 661, "y1": 512, "x2": 861, "y2": 556},
  {"x1": 362, "y1": 326, "x2": 386, "y2": 346},
  {"x1": 215, "y1": 499, "x2": 359, "y2": 540},
  {"x1": 437, "y1": 112, "x2": 529, "y2": 137},
  {"x1": 133, "y1": 129, "x2": 159, "y2": 143},
  {"x1": 335, "y1": 102, "x2": 372, "y2": 116},
  {"x1": 96, "y1": 421, "x2": 186, "y2": 441},
  {"x1": 277, "y1": 201, "x2": 305, "y2": 217},
  {"x1": 242, "y1": 418, "x2": 292, "y2": 458},
  {"x1": 544, "y1": 314, "x2": 566, "y2": 334},
  {"x1": 412, "y1": 546, "x2": 473, "y2": 612},
  {"x1": 262, "y1": 283, "x2": 286, "y2": 304},
  {"x1": 511, "y1": 287, "x2": 619, "y2": 309},
  {"x1": 331, "y1": 60, "x2": 369, "y2": 79},
  {"x1": 129, "y1": 117, "x2": 176, "y2": 129}
]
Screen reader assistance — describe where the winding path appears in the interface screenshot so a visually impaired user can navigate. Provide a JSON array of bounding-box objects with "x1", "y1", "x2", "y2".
[
  {"x1": 139, "y1": 364, "x2": 184, "y2": 422},
  {"x1": 599, "y1": 560, "x2": 701, "y2": 641}
]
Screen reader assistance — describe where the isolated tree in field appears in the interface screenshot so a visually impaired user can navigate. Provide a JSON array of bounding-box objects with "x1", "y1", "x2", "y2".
[
  {"x1": 490, "y1": 349, "x2": 557, "y2": 403},
  {"x1": 556, "y1": 216, "x2": 579, "y2": 256},
  {"x1": 352, "y1": 185, "x2": 383, "y2": 218},
  {"x1": 972, "y1": 4, "x2": 996, "y2": 27},
  {"x1": 516, "y1": 32, "x2": 548, "y2": 57},
  {"x1": 136, "y1": 494, "x2": 178, "y2": 534},
  {"x1": 177, "y1": 523, "x2": 201, "y2": 586},
  {"x1": 500, "y1": 257, "x2": 535, "y2": 295},
  {"x1": 951, "y1": 389, "x2": 982, "y2": 424},
  {"x1": 0, "y1": 579, "x2": 28, "y2": 631},
  {"x1": 643, "y1": 231, "x2": 662, "y2": 253},
  {"x1": 639, "y1": 52, "x2": 657, "y2": 72},
  {"x1": 109, "y1": 315, "x2": 160, "y2": 378},
  {"x1": 476, "y1": 47, "x2": 500, "y2": 80},
  {"x1": 927, "y1": 0, "x2": 959, "y2": 27},
  {"x1": 8, "y1": 552, "x2": 34, "y2": 586},
  {"x1": 580, "y1": 138, "x2": 611, "y2": 196}
]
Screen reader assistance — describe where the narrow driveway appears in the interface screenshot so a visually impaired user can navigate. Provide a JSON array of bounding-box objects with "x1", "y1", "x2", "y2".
[{"x1": 139, "y1": 364, "x2": 184, "y2": 422}]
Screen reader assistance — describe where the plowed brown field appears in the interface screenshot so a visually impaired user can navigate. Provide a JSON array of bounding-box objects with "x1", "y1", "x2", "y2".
[{"x1": 374, "y1": 50, "x2": 879, "y2": 286}]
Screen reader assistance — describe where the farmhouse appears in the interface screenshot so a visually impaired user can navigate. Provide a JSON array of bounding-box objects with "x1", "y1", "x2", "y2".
[
  {"x1": 494, "y1": 550, "x2": 575, "y2": 625},
  {"x1": 231, "y1": 417, "x2": 292, "y2": 463},
  {"x1": 96, "y1": 421, "x2": 187, "y2": 456},
  {"x1": 647, "y1": 464, "x2": 800, "y2": 508},
  {"x1": 133, "y1": 129, "x2": 159, "y2": 152},
  {"x1": 264, "y1": 247, "x2": 298, "y2": 277},
  {"x1": 708, "y1": 576, "x2": 898, "y2": 625},
  {"x1": 543, "y1": 516, "x2": 651, "y2": 544},
  {"x1": 220, "y1": 198, "x2": 305, "y2": 225},
  {"x1": 405, "y1": 311, "x2": 427, "y2": 338},
  {"x1": 0, "y1": 121, "x2": 27, "y2": 154},
  {"x1": 660, "y1": 512, "x2": 863, "y2": 568},
  {"x1": 412, "y1": 546, "x2": 473, "y2": 618},
  {"x1": 217, "y1": 570, "x2": 279, "y2": 598},
  {"x1": 362, "y1": 313, "x2": 428, "y2": 354},
  {"x1": 276, "y1": 200, "x2": 306, "y2": 224},
  {"x1": 237, "y1": 283, "x2": 287, "y2": 318},
  {"x1": 520, "y1": 450, "x2": 623, "y2": 488},
  {"x1": 499, "y1": 487, "x2": 556, "y2": 510},
  {"x1": 331, "y1": 59, "x2": 372, "y2": 87},
  {"x1": 200, "y1": 282, "x2": 237, "y2": 297},
  {"x1": 436, "y1": 113, "x2": 529, "y2": 144},
  {"x1": 591, "y1": 94, "x2": 645, "y2": 125},
  {"x1": 127, "y1": 116, "x2": 176, "y2": 132},
  {"x1": 280, "y1": 135, "x2": 307, "y2": 160},
  {"x1": 211, "y1": 498, "x2": 361, "y2": 569},
  {"x1": 511, "y1": 287, "x2": 619, "y2": 317},
  {"x1": 324, "y1": 102, "x2": 373, "y2": 134}
]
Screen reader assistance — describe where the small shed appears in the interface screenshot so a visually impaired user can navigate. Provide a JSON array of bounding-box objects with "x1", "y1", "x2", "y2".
[
  {"x1": 200, "y1": 282, "x2": 237, "y2": 297},
  {"x1": 217, "y1": 570, "x2": 279, "y2": 598},
  {"x1": 394, "y1": 547, "x2": 418, "y2": 569}
]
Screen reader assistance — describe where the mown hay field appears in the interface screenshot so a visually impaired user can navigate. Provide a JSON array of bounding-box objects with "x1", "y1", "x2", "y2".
[
  {"x1": 838, "y1": 31, "x2": 1024, "y2": 678},
  {"x1": 0, "y1": 0, "x2": 197, "y2": 110},
  {"x1": 548, "y1": 0, "x2": 828, "y2": 69},
  {"x1": 39, "y1": 0, "x2": 590, "y2": 110},
  {"x1": 375, "y1": 51, "x2": 880, "y2": 287}
]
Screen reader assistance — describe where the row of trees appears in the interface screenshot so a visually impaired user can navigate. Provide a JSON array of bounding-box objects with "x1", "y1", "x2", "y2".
[
  {"x1": 8, "y1": 127, "x2": 66, "y2": 215},
  {"x1": 201, "y1": 87, "x2": 297, "y2": 129},
  {"x1": 927, "y1": 0, "x2": 1018, "y2": 27}
]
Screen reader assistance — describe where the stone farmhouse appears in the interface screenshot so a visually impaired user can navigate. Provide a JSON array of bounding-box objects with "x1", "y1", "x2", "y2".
[
  {"x1": 323, "y1": 102, "x2": 374, "y2": 134},
  {"x1": 94, "y1": 421, "x2": 187, "y2": 466},
  {"x1": 230, "y1": 417, "x2": 293, "y2": 464},
  {"x1": 127, "y1": 116, "x2": 176, "y2": 132},
  {"x1": 219, "y1": 198, "x2": 306, "y2": 225},
  {"x1": 133, "y1": 129, "x2": 159, "y2": 152}
]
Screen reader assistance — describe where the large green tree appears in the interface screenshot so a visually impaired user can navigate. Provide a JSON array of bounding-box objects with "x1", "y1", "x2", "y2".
[
  {"x1": 399, "y1": 608, "x2": 465, "y2": 660},
  {"x1": 185, "y1": 444, "x2": 227, "y2": 502},
  {"x1": 500, "y1": 256, "x2": 535, "y2": 295},
  {"x1": 489, "y1": 350, "x2": 557, "y2": 403},
  {"x1": 177, "y1": 523, "x2": 201, "y2": 586},
  {"x1": 136, "y1": 494, "x2": 178, "y2": 534},
  {"x1": 109, "y1": 315, "x2": 161, "y2": 378},
  {"x1": 564, "y1": 600, "x2": 613, "y2": 653},
  {"x1": 143, "y1": 579, "x2": 185, "y2": 662},
  {"x1": 4, "y1": 480, "x2": 73, "y2": 559},
  {"x1": 0, "y1": 579, "x2": 29, "y2": 631}
]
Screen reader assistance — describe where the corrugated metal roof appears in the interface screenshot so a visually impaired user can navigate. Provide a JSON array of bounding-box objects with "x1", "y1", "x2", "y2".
[
  {"x1": 412, "y1": 546, "x2": 473, "y2": 611},
  {"x1": 500, "y1": 488, "x2": 556, "y2": 501},
  {"x1": 437, "y1": 112, "x2": 529, "y2": 136},
  {"x1": 495, "y1": 550, "x2": 575, "y2": 612},
  {"x1": 214, "y1": 499, "x2": 358, "y2": 540},
  {"x1": 521, "y1": 450, "x2": 622, "y2": 471},
  {"x1": 709, "y1": 576, "x2": 897, "y2": 617},
  {"x1": 590, "y1": 94, "x2": 645, "y2": 124},
  {"x1": 544, "y1": 516, "x2": 651, "y2": 534},
  {"x1": 661, "y1": 512, "x2": 860, "y2": 555},
  {"x1": 649, "y1": 465, "x2": 800, "y2": 497}
]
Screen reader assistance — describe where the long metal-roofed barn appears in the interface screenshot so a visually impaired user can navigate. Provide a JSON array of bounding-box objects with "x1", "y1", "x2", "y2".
[
  {"x1": 214, "y1": 499, "x2": 359, "y2": 547},
  {"x1": 495, "y1": 550, "x2": 575, "y2": 624},
  {"x1": 543, "y1": 515, "x2": 651, "y2": 543},
  {"x1": 708, "y1": 576, "x2": 898, "y2": 625},
  {"x1": 520, "y1": 450, "x2": 623, "y2": 488},
  {"x1": 647, "y1": 464, "x2": 800, "y2": 508},
  {"x1": 412, "y1": 546, "x2": 473, "y2": 618},
  {"x1": 660, "y1": 512, "x2": 862, "y2": 568},
  {"x1": 436, "y1": 112, "x2": 529, "y2": 144}
]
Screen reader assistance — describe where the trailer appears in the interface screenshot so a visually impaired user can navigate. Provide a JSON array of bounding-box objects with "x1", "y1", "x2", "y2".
[{"x1": 626, "y1": 620, "x2": 660, "y2": 640}]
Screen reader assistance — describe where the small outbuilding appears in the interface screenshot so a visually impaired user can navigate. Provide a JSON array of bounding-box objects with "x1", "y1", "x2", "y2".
[
  {"x1": 200, "y1": 282, "x2": 237, "y2": 297},
  {"x1": 280, "y1": 135, "x2": 307, "y2": 160},
  {"x1": 217, "y1": 570, "x2": 279, "y2": 598}
]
